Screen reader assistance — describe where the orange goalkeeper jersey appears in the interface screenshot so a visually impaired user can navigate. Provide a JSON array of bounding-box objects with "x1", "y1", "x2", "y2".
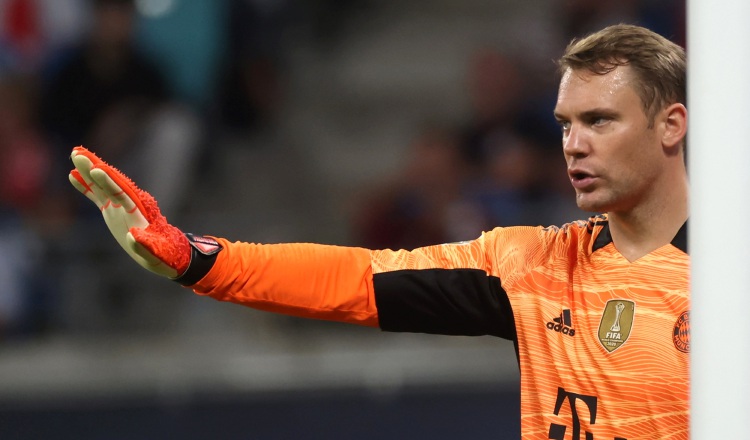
[{"x1": 190, "y1": 214, "x2": 689, "y2": 440}]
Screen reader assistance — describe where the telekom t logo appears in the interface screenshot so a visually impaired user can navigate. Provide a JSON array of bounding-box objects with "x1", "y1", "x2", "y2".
[{"x1": 548, "y1": 387, "x2": 626, "y2": 440}]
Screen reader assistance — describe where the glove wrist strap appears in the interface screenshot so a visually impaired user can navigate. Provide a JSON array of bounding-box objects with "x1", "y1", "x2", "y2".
[{"x1": 173, "y1": 234, "x2": 223, "y2": 286}]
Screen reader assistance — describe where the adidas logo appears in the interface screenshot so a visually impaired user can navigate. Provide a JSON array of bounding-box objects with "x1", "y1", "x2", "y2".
[{"x1": 546, "y1": 309, "x2": 576, "y2": 337}]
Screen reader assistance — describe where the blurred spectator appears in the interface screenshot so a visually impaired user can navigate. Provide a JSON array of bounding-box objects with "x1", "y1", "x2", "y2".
[
  {"x1": 557, "y1": 0, "x2": 685, "y2": 47},
  {"x1": 0, "y1": 0, "x2": 91, "y2": 339},
  {"x1": 462, "y1": 131, "x2": 580, "y2": 229},
  {"x1": 461, "y1": 48, "x2": 560, "y2": 163},
  {"x1": 463, "y1": 132, "x2": 545, "y2": 228},
  {"x1": 461, "y1": 48, "x2": 526, "y2": 166},
  {"x1": 560, "y1": 0, "x2": 641, "y2": 42},
  {"x1": 0, "y1": 73, "x2": 49, "y2": 212},
  {"x1": 0, "y1": 0, "x2": 44, "y2": 72},
  {"x1": 456, "y1": 47, "x2": 573, "y2": 229},
  {"x1": 39, "y1": 0, "x2": 202, "y2": 215},
  {"x1": 636, "y1": 0, "x2": 685, "y2": 46},
  {"x1": 39, "y1": 0, "x2": 168, "y2": 155},
  {"x1": 134, "y1": 0, "x2": 227, "y2": 111},
  {"x1": 0, "y1": 0, "x2": 90, "y2": 74},
  {"x1": 352, "y1": 124, "x2": 481, "y2": 250},
  {"x1": 0, "y1": 72, "x2": 62, "y2": 338},
  {"x1": 212, "y1": 0, "x2": 294, "y2": 137}
]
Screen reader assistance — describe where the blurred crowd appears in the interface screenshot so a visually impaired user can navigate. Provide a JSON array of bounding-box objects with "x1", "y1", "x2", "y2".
[{"x1": 0, "y1": 0, "x2": 684, "y2": 341}]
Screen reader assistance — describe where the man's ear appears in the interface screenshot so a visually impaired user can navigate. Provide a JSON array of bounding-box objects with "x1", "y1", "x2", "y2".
[{"x1": 661, "y1": 103, "x2": 688, "y2": 150}]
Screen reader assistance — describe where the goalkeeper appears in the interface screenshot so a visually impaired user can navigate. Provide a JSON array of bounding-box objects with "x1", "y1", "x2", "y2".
[{"x1": 70, "y1": 24, "x2": 689, "y2": 439}]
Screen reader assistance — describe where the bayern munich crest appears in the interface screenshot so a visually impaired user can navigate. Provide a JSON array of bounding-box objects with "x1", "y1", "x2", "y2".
[{"x1": 673, "y1": 311, "x2": 690, "y2": 353}]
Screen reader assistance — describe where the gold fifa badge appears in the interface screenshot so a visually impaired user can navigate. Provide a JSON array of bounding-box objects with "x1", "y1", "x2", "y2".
[{"x1": 598, "y1": 299, "x2": 635, "y2": 353}]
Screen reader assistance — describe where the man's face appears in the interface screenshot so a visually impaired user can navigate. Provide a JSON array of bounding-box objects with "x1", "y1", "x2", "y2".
[{"x1": 554, "y1": 65, "x2": 664, "y2": 213}]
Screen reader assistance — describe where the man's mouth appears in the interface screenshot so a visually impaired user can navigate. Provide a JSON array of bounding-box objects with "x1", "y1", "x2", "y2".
[{"x1": 569, "y1": 170, "x2": 596, "y2": 189}]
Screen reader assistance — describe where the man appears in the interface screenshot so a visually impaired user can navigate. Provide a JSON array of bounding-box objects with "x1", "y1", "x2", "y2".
[{"x1": 69, "y1": 24, "x2": 688, "y2": 439}]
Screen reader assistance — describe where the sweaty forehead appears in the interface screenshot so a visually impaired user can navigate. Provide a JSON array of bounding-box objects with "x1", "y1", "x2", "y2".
[{"x1": 555, "y1": 66, "x2": 636, "y2": 112}]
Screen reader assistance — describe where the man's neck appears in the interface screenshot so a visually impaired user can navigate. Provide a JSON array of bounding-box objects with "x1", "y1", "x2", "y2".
[{"x1": 607, "y1": 181, "x2": 689, "y2": 262}]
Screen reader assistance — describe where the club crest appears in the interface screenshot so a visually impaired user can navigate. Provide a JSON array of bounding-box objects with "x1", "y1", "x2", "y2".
[
  {"x1": 598, "y1": 299, "x2": 635, "y2": 353},
  {"x1": 673, "y1": 311, "x2": 690, "y2": 353}
]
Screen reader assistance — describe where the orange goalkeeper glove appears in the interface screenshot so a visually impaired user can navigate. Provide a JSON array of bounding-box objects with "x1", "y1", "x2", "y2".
[{"x1": 68, "y1": 146, "x2": 221, "y2": 285}]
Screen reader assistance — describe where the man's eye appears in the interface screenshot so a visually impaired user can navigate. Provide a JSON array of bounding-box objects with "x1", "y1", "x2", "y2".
[
  {"x1": 557, "y1": 121, "x2": 571, "y2": 132},
  {"x1": 591, "y1": 117, "x2": 609, "y2": 126}
]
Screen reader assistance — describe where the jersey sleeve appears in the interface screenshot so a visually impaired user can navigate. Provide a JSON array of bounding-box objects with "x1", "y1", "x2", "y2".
[
  {"x1": 190, "y1": 238, "x2": 380, "y2": 327},
  {"x1": 371, "y1": 226, "x2": 553, "y2": 338},
  {"x1": 189, "y1": 226, "x2": 554, "y2": 337}
]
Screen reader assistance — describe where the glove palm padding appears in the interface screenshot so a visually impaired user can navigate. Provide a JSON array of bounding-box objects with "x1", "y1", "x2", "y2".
[{"x1": 69, "y1": 146, "x2": 191, "y2": 278}]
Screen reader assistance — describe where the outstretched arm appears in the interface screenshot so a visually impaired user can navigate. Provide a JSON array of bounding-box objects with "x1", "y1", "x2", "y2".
[
  {"x1": 68, "y1": 146, "x2": 515, "y2": 334},
  {"x1": 68, "y1": 146, "x2": 378, "y2": 325}
]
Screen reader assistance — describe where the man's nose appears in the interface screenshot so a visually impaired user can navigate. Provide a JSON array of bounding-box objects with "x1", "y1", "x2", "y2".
[{"x1": 563, "y1": 124, "x2": 589, "y2": 157}]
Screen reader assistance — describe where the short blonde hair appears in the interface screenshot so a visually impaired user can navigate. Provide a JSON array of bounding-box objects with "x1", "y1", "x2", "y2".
[{"x1": 558, "y1": 24, "x2": 686, "y2": 127}]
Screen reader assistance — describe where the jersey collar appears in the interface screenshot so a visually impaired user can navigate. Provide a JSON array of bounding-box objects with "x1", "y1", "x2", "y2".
[{"x1": 591, "y1": 217, "x2": 689, "y2": 255}]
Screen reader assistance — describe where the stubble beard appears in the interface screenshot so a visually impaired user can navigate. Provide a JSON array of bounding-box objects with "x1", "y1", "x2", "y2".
[
  {"x1": 576, "y1": 182, "x2": 644, "y2": 216},
  {"x1": 575, "y1": 193, "x2": 603, "y2": 213},
  {"x1": 575, "y1": 186, "x2": 621, "y2": 214}
]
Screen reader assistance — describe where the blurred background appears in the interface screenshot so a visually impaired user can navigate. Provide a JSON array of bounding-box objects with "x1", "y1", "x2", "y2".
[{"x1": 0, "y1": 0, "x2": 684, "y2": 438}]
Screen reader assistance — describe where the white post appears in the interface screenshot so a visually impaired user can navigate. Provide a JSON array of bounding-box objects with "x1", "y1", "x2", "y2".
[{"x1": 689, "y1": 1, "x2": 750, "y2": 438}]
